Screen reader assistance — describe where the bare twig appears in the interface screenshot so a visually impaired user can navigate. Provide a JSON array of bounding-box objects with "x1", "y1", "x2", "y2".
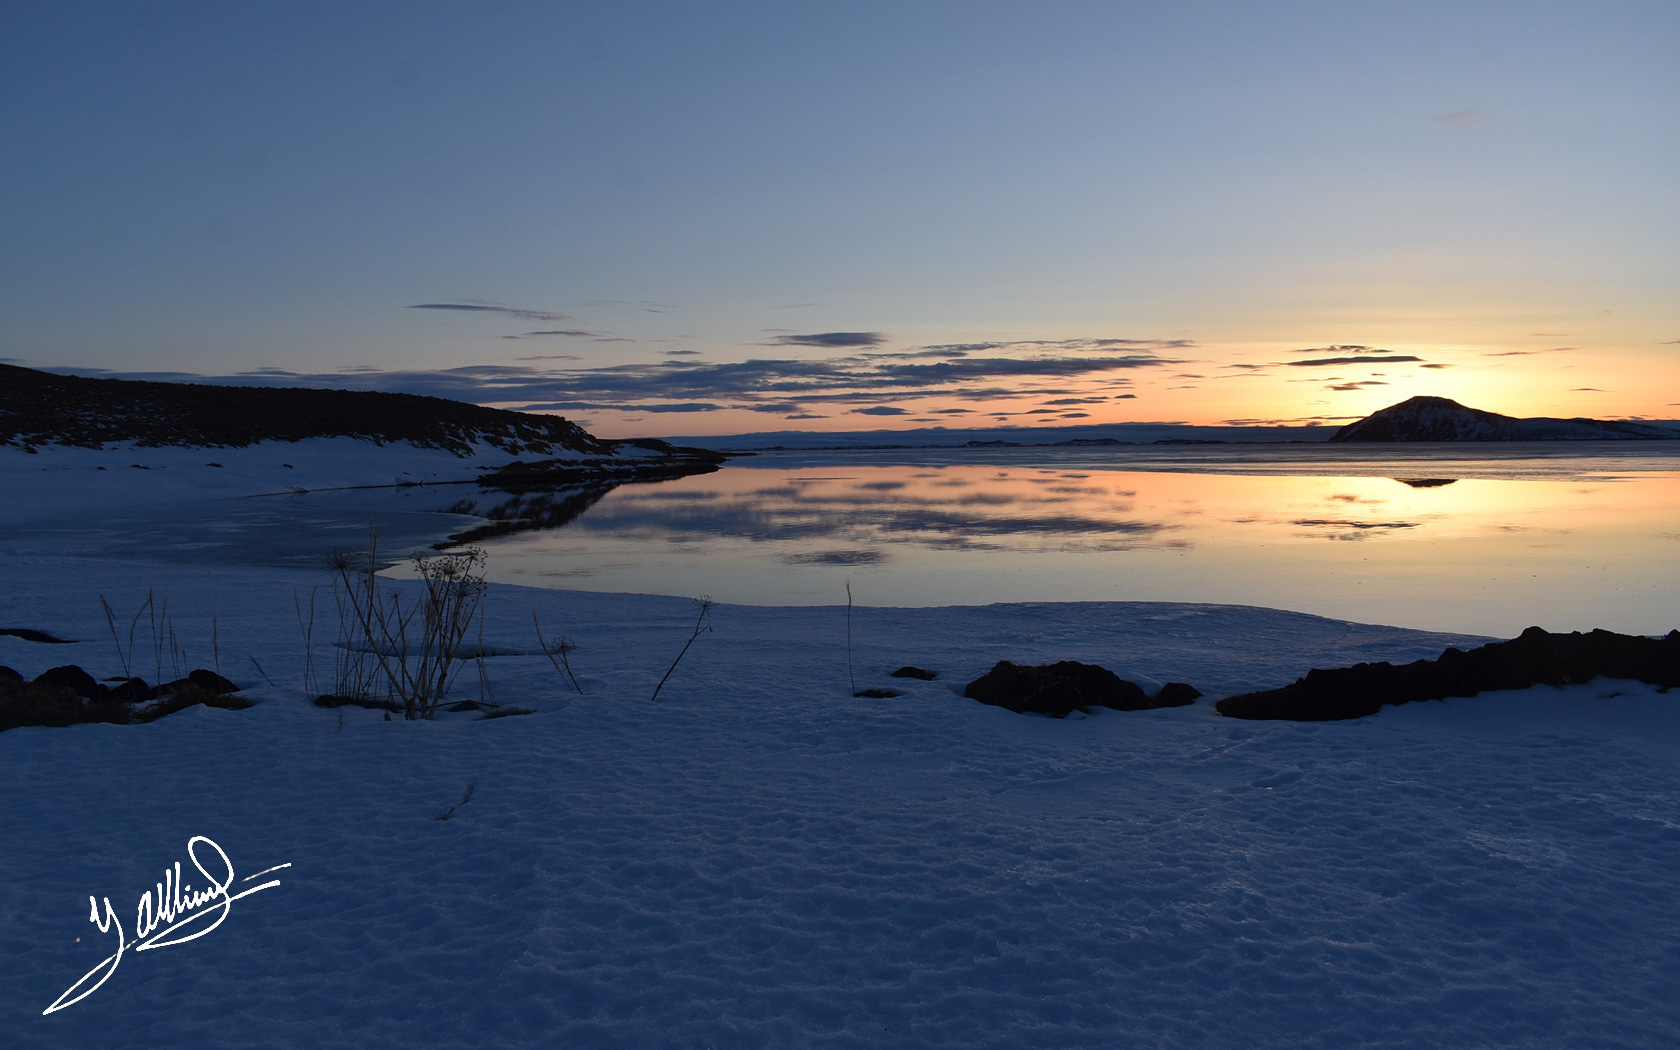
[
  {"x1": 650, "y1": 597, "x2": 714, "y2": 703},
  {"x1": 533, "y1": 612, "x2": 583, "y2": 694},
  {"x1": 846, "y1": 580, "x2": 857, "y2": 697},
  {"x1": 294, "y1": 586, "x2": 320, "y2": 698},
  {"x1": 434, "y1": 783, "x2": 477, "y2": 821},
  {"x1": 249, "y1": 656, "x2": 276, "y2": 687}
]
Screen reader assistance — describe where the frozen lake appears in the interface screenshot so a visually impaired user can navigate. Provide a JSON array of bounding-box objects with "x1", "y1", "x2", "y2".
[
  {"x1": 6, "y1": 442, "x2": 1676, "y2": 638},
  {"x1": 461, "y1": 443, "x2": 1680, "y2": 637}
]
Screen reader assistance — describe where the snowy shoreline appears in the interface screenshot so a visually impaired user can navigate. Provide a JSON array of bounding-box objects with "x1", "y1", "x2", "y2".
[{"x1": 4, "y1": 441, "x2": 1678, "y2": 1049}]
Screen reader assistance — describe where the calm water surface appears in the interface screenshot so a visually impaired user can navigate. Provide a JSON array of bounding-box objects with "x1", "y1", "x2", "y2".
[
  {"x1": 12, "y1": 443, "x2": 1673, "y2": 638},
  {"x1": 465, "y1": 444, "x2": 1680, "y2": 637}
]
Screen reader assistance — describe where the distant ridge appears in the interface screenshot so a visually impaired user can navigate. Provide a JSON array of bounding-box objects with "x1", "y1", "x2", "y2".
[
  {"x1": 1, "y1": 363, "x2": 621, "y2": 457},
  {"x1": 1330, "y1": 396, "x2": 1679, "y2": 442}
]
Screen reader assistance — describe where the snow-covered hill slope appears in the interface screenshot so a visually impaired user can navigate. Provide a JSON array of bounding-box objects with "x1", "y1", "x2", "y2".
[
  {"x1": 1331, "y1": 395, "x2": 1679, "y2": 442},
  {"x1": 0, "y1": 363, "x2": 618, "y2": 456}
]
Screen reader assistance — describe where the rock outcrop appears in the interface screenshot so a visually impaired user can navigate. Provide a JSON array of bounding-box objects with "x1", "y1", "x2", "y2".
[{"x1": 1216, "y1": 627, "x2": 1680, "y2": 721}]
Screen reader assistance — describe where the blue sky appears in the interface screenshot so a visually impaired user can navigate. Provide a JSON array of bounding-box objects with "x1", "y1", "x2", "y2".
[{"x1": 3, "y1": 1, "x2": 1675, "y2": 436}]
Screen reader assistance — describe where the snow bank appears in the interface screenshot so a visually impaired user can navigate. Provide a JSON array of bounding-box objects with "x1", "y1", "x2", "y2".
[{"x1": 3, "y1": 548, "x2": 1678, "y2": 1049}]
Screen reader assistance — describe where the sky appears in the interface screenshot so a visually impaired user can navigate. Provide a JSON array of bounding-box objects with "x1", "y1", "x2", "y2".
[{"x1": 2, "y1": 0, "x2": 1676, "y2": 438}]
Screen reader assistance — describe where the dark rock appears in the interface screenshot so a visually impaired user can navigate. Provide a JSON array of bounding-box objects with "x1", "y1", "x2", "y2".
[
  {"x1": 33, "y1": 665, "x2": 105, "y2": 702},
  {"x1": 854, "y1": 687, "x2": 902, "y2": 699},
  {"x1": 161, "y1": 669, "x2": 239, "y2": 696},
  {"x1": 965, "y1": 659, "x2": 1189, "y2": 717},
  {"x1": 0, "y1": 627, "x2": 77, "y2": 643},
  {"x1": 890, "y1": 666, "x2": 938, "y2": 681},
  {"x1": 107, "y1": 677, "x2": 154, "y2": 704},
  {"x1": 314, "y1": 693, "x2": 401, "y2": 712},
  {"x1": 1217, "y1": 626, "x2": 1680, "y2": 721},
  {"x1": 1154, "y1": 682, "x2": 1203, "y2": 706}
]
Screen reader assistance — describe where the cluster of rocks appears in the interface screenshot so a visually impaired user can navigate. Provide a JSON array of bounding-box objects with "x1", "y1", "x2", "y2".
[
  {"x1": 964, "y1": 660, "x2": 1201, "y2": 718},
  {"x1": 0, "y1": 663, "x2": 248, "y2": 731},
  {"x1": 1217, "y1": 627, "x2": 1680, "y2": 721}
]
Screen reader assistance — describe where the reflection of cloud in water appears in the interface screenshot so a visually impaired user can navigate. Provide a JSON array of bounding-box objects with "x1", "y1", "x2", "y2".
[
  {"x1": 1292, "y1": 519, "x2": 1419, "y2": 530},
  {"x1": 576, "y1": 480, "x2": 1186, "y2": 553},
  {"x1": 782, "y1": 549, "x2": 889, "y2": 565}
]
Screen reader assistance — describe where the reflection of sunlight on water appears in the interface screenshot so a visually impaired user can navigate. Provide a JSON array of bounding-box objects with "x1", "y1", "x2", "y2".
[{"x1": 475, "y1": 460, "x2": 1680, "y2": 637}]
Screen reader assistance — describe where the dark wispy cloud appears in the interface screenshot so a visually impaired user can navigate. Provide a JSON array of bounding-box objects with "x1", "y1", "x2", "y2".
[
  {"x1": 500, "y1": 330, "x2": 600, "y2": 340},
  {"x1": 768, "y1": 332, "x2": 888, "y2": 348},
  {"x1": 509, "y1": 400, "x2": 723, "y2": 413},
  {"x1": 59, "y1": 337, "x2": 1181, "y2": 422},
  {"x1": 1222, "y1": 413, "x2": 1360, "y2": 426},
  {"x1": 852, "y1": 406, "x2": 908, "y2": 415},
  {"x1": 408, "y1": 303, "x2": 569, "y2": 322},
  {"x1": 661, "y1": 349, "x2": 703, "y2": 356},
  {"x1": 1290, "y1": 355, "x2": 1424, "y2": 367},
  {"x1": 1419, "y1": 363, "x2": 1452, "y2": 369},
  {"x1": 1291, "y1": 345, "x2": 1391, "y2": 355},
  {"x1": 1043, "y1": 397, "x2": 1109, "y2": 405},
  {"x1": 1327, "y1": 380, "x2": 1390, "y2": 391},
  {"x1": 1435, "y1": 109, "x2": 1486, "y2": 125},
  {"x1": 1572, "y1": 387, "x2": 1603, "y2": 392},
  {"x1": 1483, "y1": 347, "x2": 1578, "y2": 357},
  {"x1": 514, "y1": 354, "x2": 582, "y2": 362},
  {"x1": 926, "y1": 338, "x2": 1193, "y2": 354}
]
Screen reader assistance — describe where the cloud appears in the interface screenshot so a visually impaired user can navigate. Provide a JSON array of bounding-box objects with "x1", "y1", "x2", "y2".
[
  {"x1": 1419, "y1": 363, "x2": 1451, "y2": 369},
  {"x1": 64, "y1": 339, "x2": 1180, "y2": 421},
  {"x1": 932, "y1": 407, "x2": 975, "y2": 414},
  {"x1": 1435, "y1": 109, "x2": 1486, "y2": 125},
  {"x1": 851, "y1": 405, "x2": 909, "y2": 415},
  {"x1": 1042, "y1": 397, "x2": 1109, "y2": 405},
  {"x1": 506, "y1": 400, "x2": 724, "y2": 413},
  {"x1": 1327, "y1": 381, "x2": 1390, "y2": 392},
  {"x1": 768, "y1": 332, "x2": 888, "y2": 348},
  {"x1": 1291, "y1": 345, "x2": 1391, "y2": 355},
  {"x1": 661, "y1": 349, "x2": 703, "y2": 356},
  {"x1": 1483, "y1": 347, "x2": 1578, "y2": 357},
  {"x1": 784, "y1": 413, "x2": 827, "y2": 419},
  {"x1": 1115, "y1": 393, "x2": 1137, "y2": 399},
  {"x1": 1290, "y1": 355, "x2": 1424, "y2": 367},
  {"x1": 1572, "y1": 387, "x2": 1603, "y2": 392},
  {"x1": 501, "y1": 330, "x2": 600, "y2": 340},
  {"x1": 408, "y1": 303, "x2": 569, "y2": 322},
  {"x1": 925, "y1": 338, "x2": 1193, "y2": 354},
  {"x1": 1222, "y1": 414, "x2": 1360, "y2": 425},
  {"x1": 514, "y1": 354, "x2": 582, "y2": 361}
]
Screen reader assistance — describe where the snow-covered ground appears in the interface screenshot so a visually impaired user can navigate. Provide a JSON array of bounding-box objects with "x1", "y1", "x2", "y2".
[{"x1": 3, "y1": 441, "x2": 1677, "y2": 1049}]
